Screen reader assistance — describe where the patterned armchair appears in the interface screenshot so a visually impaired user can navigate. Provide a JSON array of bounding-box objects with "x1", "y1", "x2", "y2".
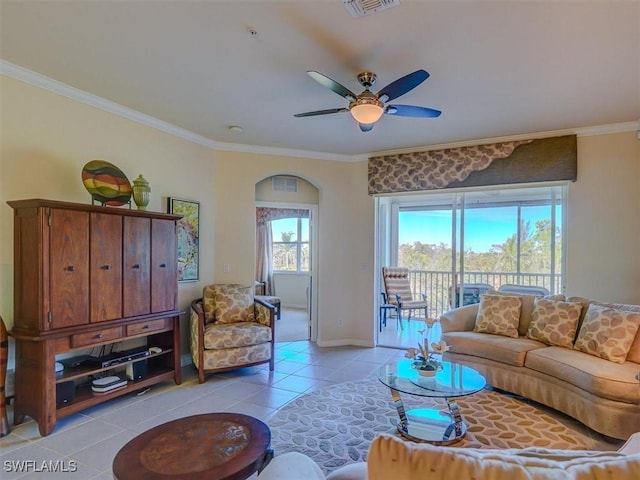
[{"x1": 190, "y1": 284, "x2": 275, "y2": 383}]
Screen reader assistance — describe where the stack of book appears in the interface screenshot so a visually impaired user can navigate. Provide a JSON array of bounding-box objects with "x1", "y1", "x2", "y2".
[{"x1": 91, "y1": 375, "x2": 127, "y2": 394}]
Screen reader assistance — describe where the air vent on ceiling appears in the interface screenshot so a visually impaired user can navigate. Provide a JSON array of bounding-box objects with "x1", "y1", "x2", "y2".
[
  {"x1": 272, "y1": 176, "x2": 298, "y2": 193},
  {"x1": 342, "y1": 0, "x2": 400, "y2": 18}
]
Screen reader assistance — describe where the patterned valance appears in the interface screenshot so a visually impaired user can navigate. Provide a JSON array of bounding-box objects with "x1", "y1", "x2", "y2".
[
  {"x1": 256, "y1": 207, "x2": 309, "y2": 225},
  {"x1": 368, "y1": 135, "x2": 577, "y2": 195}
]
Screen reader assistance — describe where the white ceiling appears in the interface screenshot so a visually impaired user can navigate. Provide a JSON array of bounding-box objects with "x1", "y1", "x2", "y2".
[{"x1": 1, "y1": 1, "x2": 639, "y2": 157}]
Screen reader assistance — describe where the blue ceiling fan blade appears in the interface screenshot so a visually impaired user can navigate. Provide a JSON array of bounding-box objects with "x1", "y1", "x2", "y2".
[
  {"x1": 377, "y1": 70, "x2": 429, "y2": 102},
  {"x1": 385, "y1": 104, "x2": 442, "y2": 118}
]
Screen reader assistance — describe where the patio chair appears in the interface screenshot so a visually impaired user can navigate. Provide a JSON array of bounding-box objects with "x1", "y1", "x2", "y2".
[
  {"x1": 382, "y1": 267, "x2": 429, "y2": 329},
  {"x1": 190, "y1": 284, "x2": 275, "y2": 383},
  {"x1": 449, "y1": 282, "x2": 493, "y2": 308}
]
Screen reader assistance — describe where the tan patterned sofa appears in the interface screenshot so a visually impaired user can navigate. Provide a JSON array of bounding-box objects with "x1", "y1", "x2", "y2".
[
  {"x1": 190, "y1": 284, "x2": 275, "y2": 383},
  {"x1": 440, "y1": 293, "x2": 640, "y2": 440},
  {"x1": 258, "y1": 432, "x2": 640, "y2": 480}
]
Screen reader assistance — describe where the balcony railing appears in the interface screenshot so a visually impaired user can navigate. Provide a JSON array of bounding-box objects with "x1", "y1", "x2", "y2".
[{"x1": 406, "y1": 270, "x2": 563, "y2": 318}]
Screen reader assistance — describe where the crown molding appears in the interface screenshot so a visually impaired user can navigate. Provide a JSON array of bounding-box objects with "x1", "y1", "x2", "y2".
[
  {"x1": 212, "y1": 141, "x2": 358, "y2": 162},
  {"x1": 0, "y1": 60, "x2": 356, "y2": 162},
  {"x1": 0, "y1": 60, "x2": 219, "y2": 149},
  {"x1": 3, "y1": 59, "x2": 636, "y2": 163},
  {"x1": 367, "y1": 121, "x2": 640, "y2": 157}
]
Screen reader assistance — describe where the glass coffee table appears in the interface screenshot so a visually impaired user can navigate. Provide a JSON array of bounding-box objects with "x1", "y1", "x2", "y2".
[{"x1": 377, "y1": 359, "x2": 486, "y2": 445}]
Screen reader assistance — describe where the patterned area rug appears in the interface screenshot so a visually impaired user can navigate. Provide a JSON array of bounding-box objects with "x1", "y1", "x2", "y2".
[{"x1": 268, "y1": 379, "x2": 608, "y2": 473}]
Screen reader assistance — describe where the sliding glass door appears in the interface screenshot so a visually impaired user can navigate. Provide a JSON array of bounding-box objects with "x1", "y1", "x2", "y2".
[{"x1": 378, "y1": 184, "x2": 566, "y2": 348}]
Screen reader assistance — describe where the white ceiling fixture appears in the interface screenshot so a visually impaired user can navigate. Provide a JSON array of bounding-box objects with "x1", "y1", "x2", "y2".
[
  {"x1": 342, "y1": 0, "x2": 400, "y2": 18},
  {"x1": 295, "y1": 70, "x2": 441, "y2": 132}
]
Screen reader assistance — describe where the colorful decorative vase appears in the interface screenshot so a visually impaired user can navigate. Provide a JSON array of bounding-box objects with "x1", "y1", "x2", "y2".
[
  {"x1": 132, "y1": 174, "x2": 151, "y2": 210},
  {"x1": 81, "y1": 160, "x2": 132, "y2": 206}
]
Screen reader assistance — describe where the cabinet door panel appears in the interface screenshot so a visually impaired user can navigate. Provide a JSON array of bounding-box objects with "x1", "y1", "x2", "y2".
[
  {"x1": 151, "y1": 219, "x2": 178, "y2": 313},
  {"x1": 123, "y1": 217, "x2": 150, "y2": 317},
  {"x1": 50, "y1": 209, "x2": 89, "y2": 328},
  {"x1": 90, "y1": 213, "x2": 123, "y2": 322}
]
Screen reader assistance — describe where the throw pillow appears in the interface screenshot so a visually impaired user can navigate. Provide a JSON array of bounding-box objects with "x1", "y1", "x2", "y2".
[
  {"x1": 210, "y1": 284, "x2": 255, "y2": 324},
  {"x1": 488, "y1": 290, "x2": 565, "y2": 336},
  {"x1": 474, "y1": 294, "x2": 521, "y2": 338},
  {"x1": 568, "y1": 297, "x2": 640, "y2": 364},
  {"x1": 527, "y1": 298, "x2": 583, "y2": 348},
  {"x1": 573, "y1": 304, "x2": 640, "y2": 364}
]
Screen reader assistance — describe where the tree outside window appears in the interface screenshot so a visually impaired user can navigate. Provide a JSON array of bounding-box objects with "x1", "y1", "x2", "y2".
[{"x1": 272, "y1": 217, "x2": 309, "y2": 272}]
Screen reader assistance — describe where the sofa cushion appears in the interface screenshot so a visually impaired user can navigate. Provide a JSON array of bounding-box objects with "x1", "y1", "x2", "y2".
[
  {"x1": 367, "y1": 433, "x2": 640, "y2": 480},
  {"x1": 524, "y1": 346, "x2": 640, "y2": 404},
  {"x1": 488, "y1": 290, "x2": 566, "y2": 336},
  {"x1": 474, "y1": 294, "x2": 521, "y2": 338},
  {"x1": 442, "y1": 331, "x2": 547, "y2": 367},
  {"x1": 569, "y1": 297, "x2": 640, "y2": 364},
  {"x1": 201, "y1": 343, "x2": 271, "y2": 371},
  {"x1": 573, "y1": 304, "x2": 640, "y2": 364},
  {"x1": 527, "y1": 298, "x2": 583, "y2": 348},
  {"x1": 203, "y1": 322, "x2": 271, "y2": 349}
]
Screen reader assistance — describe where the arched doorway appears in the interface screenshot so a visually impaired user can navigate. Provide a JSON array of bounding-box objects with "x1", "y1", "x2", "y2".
[{"x1": 255, "y1": 175, "x2": 319, "y2": 342}]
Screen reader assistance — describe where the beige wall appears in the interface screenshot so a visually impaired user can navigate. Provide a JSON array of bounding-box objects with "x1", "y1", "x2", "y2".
[
  {"x1": 566, "y1": 132, "x2": 640, "y2": 303},
  {"x1": 0, "y1": 77, "x2": 216, "y2": 360},
  {"x1": 212, "y1": 151, "x2": 376, "y2": 345}
]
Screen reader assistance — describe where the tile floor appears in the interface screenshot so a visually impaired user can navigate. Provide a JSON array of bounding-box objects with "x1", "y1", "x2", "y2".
[
  {"x1": 0, "y1": 341, "x2": 619, "y2": 479},
  {"x1": 0, "y1": 341, "x2": 406, "y2": 479}
]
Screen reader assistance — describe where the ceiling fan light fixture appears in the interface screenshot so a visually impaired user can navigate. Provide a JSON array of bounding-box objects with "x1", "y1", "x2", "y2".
[{"x1": 350, "y1": 98, "x2": 384, "y2": 124}]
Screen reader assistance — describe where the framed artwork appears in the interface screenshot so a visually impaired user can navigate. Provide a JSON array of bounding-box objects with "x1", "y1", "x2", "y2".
[{"x1": 167, "y1": 197, "x2": 200, "y2": 282}]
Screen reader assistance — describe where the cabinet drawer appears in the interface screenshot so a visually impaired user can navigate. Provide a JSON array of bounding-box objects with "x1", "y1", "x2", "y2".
[
  {"x1": 71, "y1": 326, "x2": 122, "y2": 348},
  {"x1": 126, "y1": 319, "x2": 169, "y2": 336}
]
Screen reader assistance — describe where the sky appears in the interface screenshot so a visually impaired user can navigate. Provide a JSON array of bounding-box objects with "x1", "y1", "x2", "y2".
[
  {"x1": 399, "y1": 205, "x2": 558, "y2": 252},
  {"x1": 271, "y1": 217, "x2": 309, "y2": 242}
]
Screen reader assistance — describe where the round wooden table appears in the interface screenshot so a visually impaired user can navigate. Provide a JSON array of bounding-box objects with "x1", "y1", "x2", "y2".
[{"x1": 112, "y1": 413, "x2": 272, "y2": 480}]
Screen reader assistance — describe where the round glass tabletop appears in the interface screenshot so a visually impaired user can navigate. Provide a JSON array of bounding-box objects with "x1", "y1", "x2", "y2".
[{"x1": 377, "y1": 359, "x2": 486, "y2": 398}]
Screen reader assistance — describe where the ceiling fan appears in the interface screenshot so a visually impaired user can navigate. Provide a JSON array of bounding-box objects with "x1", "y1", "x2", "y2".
[{"x1": 294, "y1": 69, "x2": 441, "y2": 132}]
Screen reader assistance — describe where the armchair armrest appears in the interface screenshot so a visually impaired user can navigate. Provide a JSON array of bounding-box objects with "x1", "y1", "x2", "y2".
[
  {"x1": 190, "y1": 298, "x2": 206, "y2": 381},
  {"x1": 190, "y1": 298, "x2": 206, "y2": 333},
  {"x1": 439, "y1": 304, "x2": 479, "y2": 333},
  {"x1": 255, "y1": 298, "x2": 276, "y2": 329}
]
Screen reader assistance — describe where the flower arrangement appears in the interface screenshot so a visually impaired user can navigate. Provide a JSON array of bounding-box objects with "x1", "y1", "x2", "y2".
[{"x1": 405, "y1": 340, "x2": 450, "y2": 376}]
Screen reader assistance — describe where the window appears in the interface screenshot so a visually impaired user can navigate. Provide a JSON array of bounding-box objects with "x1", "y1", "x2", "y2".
[
  {"x1": 271, "y1": 217, "x2": 310, "y2": 272},
  {"x1": 387, "y1": 184, "x2": 566, "y2": 317}
]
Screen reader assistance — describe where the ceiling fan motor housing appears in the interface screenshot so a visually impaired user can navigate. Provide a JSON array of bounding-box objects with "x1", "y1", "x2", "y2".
[{"x1": 357, "y1": 71, "x2": 377, "y2": 88}]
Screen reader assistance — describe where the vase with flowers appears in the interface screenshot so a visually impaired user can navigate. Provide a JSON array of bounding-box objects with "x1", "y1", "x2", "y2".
[{"x1": 405, "y1": 340, "x2": 450, "y2": 377}]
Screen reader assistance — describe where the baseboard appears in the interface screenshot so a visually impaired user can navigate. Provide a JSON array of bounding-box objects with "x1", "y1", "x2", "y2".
[
  {"x1": 282, "y1": 304, "x2": 308, "y2": 310},
  {"x1": 316, "y1": 338, "x2": 374, "y2": 348}
]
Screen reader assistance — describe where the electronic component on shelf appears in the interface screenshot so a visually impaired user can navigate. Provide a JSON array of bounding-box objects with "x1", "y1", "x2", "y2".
[
  {"x1": 56, "y1": 381, "x2": 75, "y2": 406},
  {"x1": 91, "y1": 375, "x2": 127, "y2": 393},
  {"x1": 89, "y1": 348, "x2": 150, "y2": 368},
  {"x1": 59, "y1": 355, "x2": 92, "y2": 369},
  {"x1": 126, "y1": 360, "x2": 147, "y2": 381}
]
